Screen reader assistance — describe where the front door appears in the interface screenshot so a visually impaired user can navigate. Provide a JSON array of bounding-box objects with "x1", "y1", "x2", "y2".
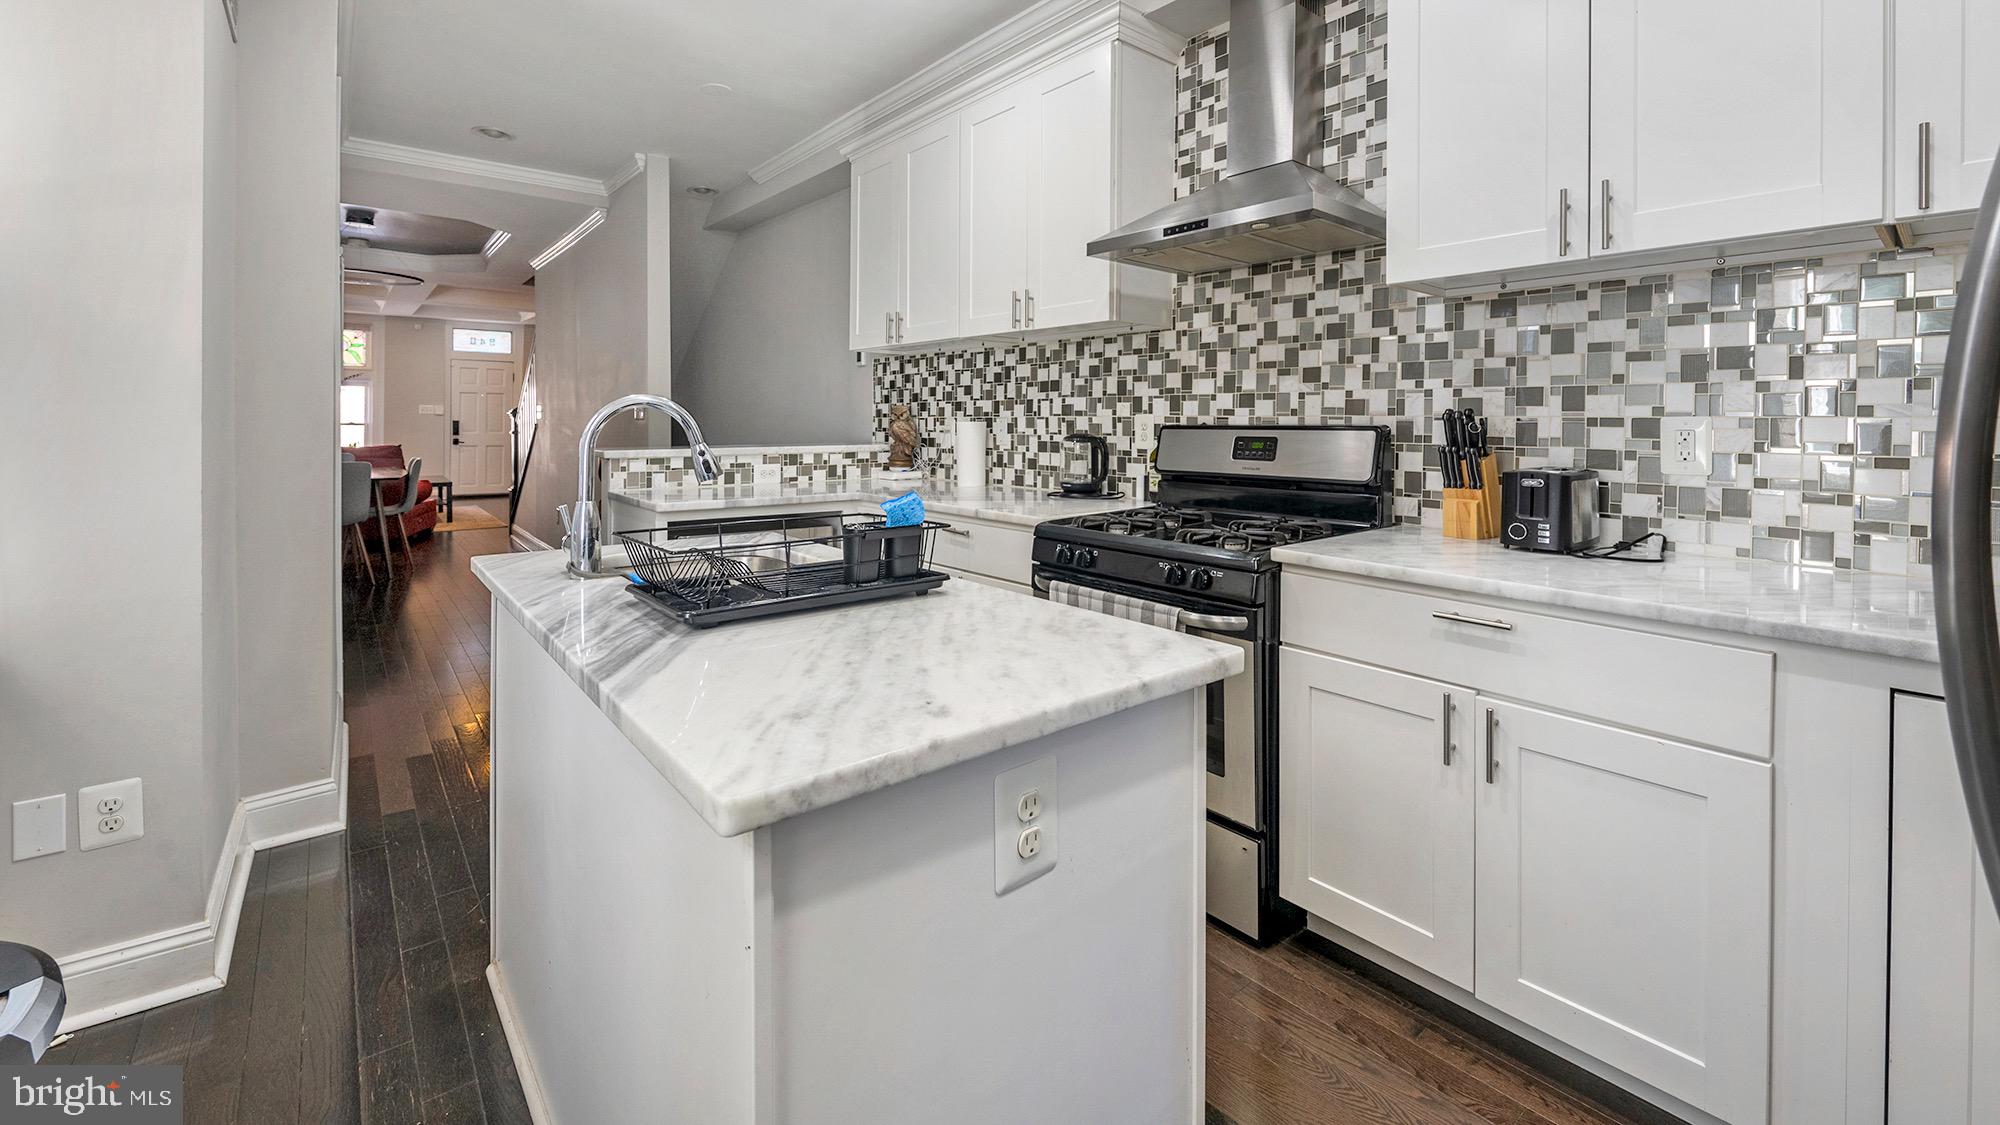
[{"x1": 450, "y1": 357, "x2": 513, "y2": 494}]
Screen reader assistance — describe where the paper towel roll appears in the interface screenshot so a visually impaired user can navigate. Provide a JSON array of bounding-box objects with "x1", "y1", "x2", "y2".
[{"x1": 954, "y1": 419, "x2": 989, "y2": 488}]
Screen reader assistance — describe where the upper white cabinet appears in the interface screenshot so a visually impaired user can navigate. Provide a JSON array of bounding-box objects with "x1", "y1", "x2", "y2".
[
  {"x1": 1887, "y1": 693, "x2": 2000, "y2": 1124},
  {"x1": 1385, "y1": 0, "x2": 1590, "y2": 283},
  {"x1": 1590, "y1": 0, "x2": 1883, "y2": 254},
  {"x1": 1389, "y1": 0, "x2": 1889, "y2": 289},
  {"x1": 1894, "y1": 0, "x2": 2000, "y2": 220},
  {"x1": 1477, "y1": 699, "x2": 1772, "y2": 1125},
  {"x1": 848, "y1": 145, "x2": 905, "y2": 351},
  {"x1": 846, "y1": 15, "x2": 1178, "y2": 353}
]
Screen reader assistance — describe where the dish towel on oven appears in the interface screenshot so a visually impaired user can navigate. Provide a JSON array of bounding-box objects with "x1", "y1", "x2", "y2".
[{"x1": 1047, "y1": 579, "x2": 1183, "y2": 631}]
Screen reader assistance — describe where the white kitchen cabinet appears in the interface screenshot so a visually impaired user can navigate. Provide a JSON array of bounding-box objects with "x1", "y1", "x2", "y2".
[
  {"x1": 848, "y1": 145, "x2": 904, "y2": 351},
  {"x1": 1887, "y1": 692, "x2": 2000, "y2": 1124},
  {"x1": 1385, "y1": 0, "x2": 1590, "y2": 285},
  {"x1": 1589, "y1": 0, "x2": 1883, "y2": 255},
  {"x1": 847, "y1": 119, "x2": 963, "y2": 350},
  {"x1": 899, "y1": 118, "x2": 961, "y2": 345},
  {"x1": 1475, "y1": 698, "x2": 1773, "y2": 1125},
  {"x1": 960, "y1": 81, "x2": 1034, "y2": 336},
  {"x1": 1893, "y1": 0, "x2": 2000, "y2": 220},
  {"x1": 1278, "y1": 648, "x2": 1476, "y2": 988},
  {"x1": 1023, "y1": 44, "x2": 1120, "y2": 333}
]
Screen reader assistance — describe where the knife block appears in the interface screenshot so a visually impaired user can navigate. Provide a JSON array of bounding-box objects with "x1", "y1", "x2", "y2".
[{"x1": 1442, "y1": 456, "x2": 1502, "y2": 540}]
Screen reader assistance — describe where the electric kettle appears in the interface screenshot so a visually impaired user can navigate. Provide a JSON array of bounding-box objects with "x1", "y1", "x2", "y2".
[{"x1": 1053, "y1": 433, "x2": 1121, "y2": 498}]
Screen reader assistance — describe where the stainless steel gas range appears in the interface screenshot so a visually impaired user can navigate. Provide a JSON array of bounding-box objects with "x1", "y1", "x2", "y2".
[{"x1": 1032, "y1": 424, "x2": 1393, "y2": 944}]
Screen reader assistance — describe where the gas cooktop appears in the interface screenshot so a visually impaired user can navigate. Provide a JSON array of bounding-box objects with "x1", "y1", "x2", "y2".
[{"x1": 1054, "y1": 506, "x2": 1355, "y2": 554}]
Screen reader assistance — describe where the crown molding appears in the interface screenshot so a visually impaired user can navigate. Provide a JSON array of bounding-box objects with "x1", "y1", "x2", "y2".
[
  {"x1": 342, "y1": 137, "x2": 614, "y2": 204},
  {"x1": 750, "y1": 0, "x2": 1186, "y2": 183},
  {"x1": 602, "y1": 153, "x2": 647, "y2": 196}
]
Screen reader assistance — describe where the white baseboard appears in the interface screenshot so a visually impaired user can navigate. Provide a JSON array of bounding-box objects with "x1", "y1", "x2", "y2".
[
  {"x1": 56, "y1": 739, "x2": 349, "y2": 1033},
  {"x1": 487, "y1": 963, "x2": 556, "y2": 1125}
]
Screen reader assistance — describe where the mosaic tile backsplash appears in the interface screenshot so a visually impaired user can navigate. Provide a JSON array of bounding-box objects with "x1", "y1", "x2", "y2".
[
  {"x1": 872, "y1": 1, "x2": 1958, "y2": 574},
  {"x1": 607, "y1": 444, "x2": 886, "y2": 491}
]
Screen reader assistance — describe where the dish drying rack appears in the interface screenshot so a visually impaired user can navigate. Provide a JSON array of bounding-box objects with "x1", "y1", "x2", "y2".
[{"x1": 619, "y1": 512, "x2": 950, "y2": 627}]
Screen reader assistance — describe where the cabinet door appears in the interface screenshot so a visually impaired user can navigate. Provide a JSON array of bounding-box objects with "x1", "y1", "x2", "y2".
[
  {"x1": 1894, "y1": 0, "x2": 2000, "y2": 219},
  {"x1": 1385, "y1": 0, "x2": 1590, "y2": 285},
  {"x1": 899, "y1": 118, "x2": 961, "y2": 344},
  {"x1": 1025, "y1": 44, "x2": 1115, "y2": 331},
  {"x1": 960, "y1": 81, "x2": 1033, "y2": 336},
  {"x1": 848, "y1": 144, "x2": 905, "y2": 351},
  {"x1": 1887, "y1": 693, "x2": 2000, "y2": 1124},
  {"x1": 1475, "y1": 699, "x2": 1772, "y2": 1125},
  {"x1": 1278, "y1": 649, "x2": 1476, "y2": 989},
  {"x1": 1590, "y1": 0, "x2": 1883, "y2": 254}
]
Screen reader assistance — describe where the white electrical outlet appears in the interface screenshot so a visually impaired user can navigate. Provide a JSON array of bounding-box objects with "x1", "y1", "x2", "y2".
[
  {"x1": 1662, "y1": 417, "x2": 1713, "y2": 476},
  {"x1": 13, "y1": 795, "x2": 66, "y2": 860},
  {"x1": 78, "y1": 778, "x2": 143, "y2": 852},
  {"x1": 995, "y1": 757, "x2": 1057, "y2": 894},
  {"x1": 753, "y1": 464, "x2": 782, "y2": 489}
]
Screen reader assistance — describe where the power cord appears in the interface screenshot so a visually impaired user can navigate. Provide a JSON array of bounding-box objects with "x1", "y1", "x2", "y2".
[{"x1": 1569, "y1": 531, "x2": 1668, "y2": 563}]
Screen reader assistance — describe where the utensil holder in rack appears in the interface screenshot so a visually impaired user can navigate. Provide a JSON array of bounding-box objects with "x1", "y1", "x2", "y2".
[{"x1": 1442, "y1": 456, "x2": 1502, "y2": 540}]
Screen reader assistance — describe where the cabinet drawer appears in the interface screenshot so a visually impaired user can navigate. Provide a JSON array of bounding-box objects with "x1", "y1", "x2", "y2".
[
  {"x1": 930, "y1": 518, "x2": 1032, "y2": 584},
  {"x1": 1282, "y1": 572, "x2": 1773, "y2": 759}
]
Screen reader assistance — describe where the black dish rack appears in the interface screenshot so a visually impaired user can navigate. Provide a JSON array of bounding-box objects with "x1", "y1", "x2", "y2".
[{"x1": 619, "y1": 512, "x2": 951, "y2": 627}]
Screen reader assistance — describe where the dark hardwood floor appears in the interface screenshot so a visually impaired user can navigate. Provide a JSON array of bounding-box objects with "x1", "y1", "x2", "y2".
[{"x1": 48, "y1": 521, "x2": 1657, "y2": 1125}]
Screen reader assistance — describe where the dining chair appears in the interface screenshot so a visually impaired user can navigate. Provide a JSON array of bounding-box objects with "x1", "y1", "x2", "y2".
[
  {"x1": 383, "y1": 456, "x2": 425, "y2": 564},
  {"x1": 339, "y1": 459, "x2": 376, "y2": 585}
]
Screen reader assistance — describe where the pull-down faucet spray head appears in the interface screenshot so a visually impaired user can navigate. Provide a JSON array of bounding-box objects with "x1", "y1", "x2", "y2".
[{"x1": 564, "y1": 394, "x2": 718, "y2": 578}]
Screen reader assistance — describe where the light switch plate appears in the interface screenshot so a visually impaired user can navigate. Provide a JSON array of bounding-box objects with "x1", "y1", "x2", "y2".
[
  {"x1": 13, "y1": 795, "x2": 66, "y2": 860},
  {"x1": 78, "y1": 778, "x2": 143, "y2": 851},
  {"x1": 995, "y1": 756, "x2": 1057, "y2": 894}
]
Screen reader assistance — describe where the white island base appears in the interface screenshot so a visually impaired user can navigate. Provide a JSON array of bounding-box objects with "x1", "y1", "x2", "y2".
[{"x1": 484, "y1": 610, "x2": 1206, "y2": 1124}]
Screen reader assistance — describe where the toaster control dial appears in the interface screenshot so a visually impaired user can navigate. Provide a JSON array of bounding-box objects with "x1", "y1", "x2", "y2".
[
  {"x1": 1505, "y1": 522, "x2": 1528, "y2": 543},
  {"x1": 1191, "y1": 569, "x2": 1216, "y2": 591}
]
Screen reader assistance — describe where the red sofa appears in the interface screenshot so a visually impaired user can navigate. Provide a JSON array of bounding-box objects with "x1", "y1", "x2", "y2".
[{"x1": 348, "y1": 444, "x2": 439, "y2": 541}]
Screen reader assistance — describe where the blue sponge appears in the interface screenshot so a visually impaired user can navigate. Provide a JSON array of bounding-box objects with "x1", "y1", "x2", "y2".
[{"x1": 880, "y1": 491, "x2": 925, "y2": 527}]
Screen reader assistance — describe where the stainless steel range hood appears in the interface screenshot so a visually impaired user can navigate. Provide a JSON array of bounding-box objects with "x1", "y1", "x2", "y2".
[{"x1": 1087, "y1": 0, "x2": 1384, "y2": 274}]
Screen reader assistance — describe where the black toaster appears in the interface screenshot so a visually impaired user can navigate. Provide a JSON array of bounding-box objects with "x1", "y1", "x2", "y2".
[{"x1": 1500, "y1": 469, "x2": 1599, "y2": 552}]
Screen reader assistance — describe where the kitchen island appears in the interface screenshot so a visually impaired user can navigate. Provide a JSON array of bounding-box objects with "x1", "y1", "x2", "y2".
[{"x1": 471, "y1": 549, "x2": 1241, "y2": 1125}]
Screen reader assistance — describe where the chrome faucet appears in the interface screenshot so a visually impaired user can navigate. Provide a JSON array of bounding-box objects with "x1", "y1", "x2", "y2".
[{"x1": 561, "y1": 394, "x2": 720, "y2": 578}]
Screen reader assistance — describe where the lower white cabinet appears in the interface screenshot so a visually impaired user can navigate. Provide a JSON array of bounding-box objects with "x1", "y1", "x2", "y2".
[
  {"x1": 1887, "y1": 692, "x2": 2000, "y2": 1124},
  {"x1": 1278, "y1": 650, "x2": 1477, "y2": 989},
  {"x1": 1476, "y1": 699, "x2": 1773, "y2": 1125}
]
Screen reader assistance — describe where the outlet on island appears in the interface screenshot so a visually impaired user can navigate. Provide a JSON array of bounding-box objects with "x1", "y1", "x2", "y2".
[{"x1": 995, "y1": 757, "x2": 1058, "y2": 894}]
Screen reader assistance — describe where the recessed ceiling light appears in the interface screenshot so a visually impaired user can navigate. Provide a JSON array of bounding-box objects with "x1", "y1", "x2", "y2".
[
  {"x1": 686, "y1": 186, "x2": 718, "y2": 196},
  {"x1": 472, "y1": 126, "x2": 515, "y2": 141},
  {"x1": 699, "y1": 83, "x2": 733, "y2": 97}
]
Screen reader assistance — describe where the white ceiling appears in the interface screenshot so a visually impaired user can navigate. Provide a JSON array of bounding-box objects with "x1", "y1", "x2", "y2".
[{"x1": 343, "y1": 0, "x2": 1045, "y2": 191}]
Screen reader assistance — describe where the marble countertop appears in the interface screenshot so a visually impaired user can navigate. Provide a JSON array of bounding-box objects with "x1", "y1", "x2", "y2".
[
  {"x1": 1272, "y1": 526, "x2": 1947, "y2": 663},
  {"x1": 609, "y1": 479, "x2": 1138, "y2": 528},
  {"x1": 471, "y1": 550, "x2": 1241, "y2": 837}
]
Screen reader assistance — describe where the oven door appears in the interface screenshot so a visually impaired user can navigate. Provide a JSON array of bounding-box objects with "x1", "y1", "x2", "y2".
[{"x1": 1185, "y1": 622, "x2": 1259, "y2": 830}]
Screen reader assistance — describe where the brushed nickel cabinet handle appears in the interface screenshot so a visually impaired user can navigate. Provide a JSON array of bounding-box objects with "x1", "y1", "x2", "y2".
[
  {"x1": 1012, "y1": 290, "x2": 1022, "y2": 329},
  {"x1": 1600, "y1": 178, "x2": 1613, "y2": 250},
  {"x1": 895, "y1": 311, "x2": 905, "y2": 342},
  {"x1": 1025, "y1": 288, "x2": 1035, "y2": 328},
  {"x1": 1441, "y1": 692, "x2": 1455, "y2": 765},
  {"x1": 1558, "y1": 187, "x2": 1571, "y2": 257},
  {"x1": 884, "y1": 312, "x2": 893, "y2": 344},
  {"x1": 1919, "y1": 120, "x2": 1934, "y2": 211},
  {"x1": 1432, "y1": 610, "x2": 1513, "y2": 632},
  {"x1": 1485, "y1": 707, "x2": 1498, "y2": 784},
  {"x1": 939, "y1": 526, "x2": 972, "y2": 537}
]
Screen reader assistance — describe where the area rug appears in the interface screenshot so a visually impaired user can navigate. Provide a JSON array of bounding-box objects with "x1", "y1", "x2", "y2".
[{"x1": 434, "y1": 503, "x2": 509, "y2": 533}]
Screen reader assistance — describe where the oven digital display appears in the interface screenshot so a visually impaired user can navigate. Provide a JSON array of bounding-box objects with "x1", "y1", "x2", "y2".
[{"x1": 1231, "y1": 436, "x2": 1279, "y2": 462}]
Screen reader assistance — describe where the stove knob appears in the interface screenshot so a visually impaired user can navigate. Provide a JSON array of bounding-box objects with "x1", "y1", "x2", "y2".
[
  {"x1": 1081, "y1": 549, "x2": 1100, "y2": 569},
  {"x1": 1054, "y1": 544, "x2": 1075, "y2": 565},
  {"x1": 1191, "y1": 569, "x2": 1216, "y2": 591},
  {"x1": 1165, "y1": 564, "x2": 1189, "y2": 586}
]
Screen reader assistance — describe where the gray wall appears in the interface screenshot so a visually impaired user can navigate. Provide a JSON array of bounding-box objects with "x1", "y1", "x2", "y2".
[
  {"x1": 518, "y1": 163, "x2": 677, "y2": 547},
  {"x1": 676, "y1": 189, "x2": 872, "y2": 445}
]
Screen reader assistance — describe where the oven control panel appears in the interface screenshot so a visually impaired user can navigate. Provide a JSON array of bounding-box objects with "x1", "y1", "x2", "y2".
[{"x1": 1231, "y1": 435, "x2": 1279, "y2": 462}]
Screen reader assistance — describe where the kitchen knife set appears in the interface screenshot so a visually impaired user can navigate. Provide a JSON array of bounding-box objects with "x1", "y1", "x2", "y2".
[
  {"x1": 1438, "y1": 408, "x2": 1504, "y2": 541},
  {"x1": 1437, "y1": 408, "x2": 1490, "y2": 489}
]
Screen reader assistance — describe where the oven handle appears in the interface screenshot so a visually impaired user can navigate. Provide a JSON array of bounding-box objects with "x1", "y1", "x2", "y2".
[{"x1": 1032, "y1": 574, "x2": 1253, "y2": 634}]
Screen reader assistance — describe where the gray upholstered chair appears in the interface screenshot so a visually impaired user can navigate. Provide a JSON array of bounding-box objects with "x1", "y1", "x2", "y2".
[
  {"x1": 382, "y1": 456, "x2": 425, "y2": 565},
  {"x1": 340, "y1": 458, "x2": 376, "y2": 585}
]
